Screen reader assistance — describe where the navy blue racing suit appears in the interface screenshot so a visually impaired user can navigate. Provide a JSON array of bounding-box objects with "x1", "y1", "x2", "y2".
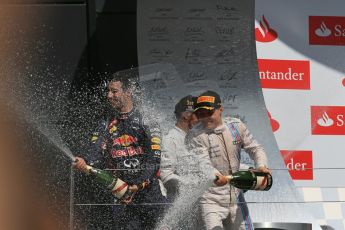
[{"x1": 84, "y1": 107, "x2": 167, "y2": 229}]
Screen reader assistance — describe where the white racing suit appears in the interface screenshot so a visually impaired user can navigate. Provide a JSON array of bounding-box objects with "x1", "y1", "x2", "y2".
[
  {"x1": 188, "y1": 117, "x2": 268, "y2": 230},
  {"x1": 160, "y1": 126, "x2": 204, "y2": 230},
  {"x1": 160, "y1": 126, "x2": 188, "y2": 185}
]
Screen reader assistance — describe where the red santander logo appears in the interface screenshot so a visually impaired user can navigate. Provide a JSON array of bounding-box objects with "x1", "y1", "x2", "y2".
[
  {"x1": 267, "y1": 111, "x2": 280, "y2": 132},
  {"x1": 258, "y1": 59, "x2": 310, "y2": 90},
  {"x1": 255, "y1": 15, "x2": 278, "y2": 42},
  {"x1": 311, "y1": 106, "x2": 345, "y2": 135},
  {"x1": 280, "y1": 150, "x2": 313, "y2": 180},
  {"x1": 309, "y1": 16, "x2": 345, "y2": 45}
]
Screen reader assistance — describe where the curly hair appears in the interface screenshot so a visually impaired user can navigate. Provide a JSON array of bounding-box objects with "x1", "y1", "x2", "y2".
[{"x1": 110, "y1": 68, "x2": 139, "y2": 91}]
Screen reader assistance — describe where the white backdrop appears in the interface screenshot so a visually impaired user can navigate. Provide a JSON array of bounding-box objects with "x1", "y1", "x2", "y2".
[
  {"x1": 137, "y1": 0, "x2": 322, "y2": 229},
  {"x1": 256, "y1": 0, "x2": 345, "y2": 228}
]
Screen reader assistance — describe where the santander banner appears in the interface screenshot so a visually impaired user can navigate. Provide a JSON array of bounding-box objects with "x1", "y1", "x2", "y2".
[
  {"x1": 309, "y1": 16, "x2": 345, "y2": 45},
  {"x1": 311, "y1": 106, "x2": 345, "y2": 135},
  {"x1": 258, "y1": 59, "x2": 310, "y2": 89},
  {"x1": 280, "y1": 150, "x2": 313, "y2": 180}
]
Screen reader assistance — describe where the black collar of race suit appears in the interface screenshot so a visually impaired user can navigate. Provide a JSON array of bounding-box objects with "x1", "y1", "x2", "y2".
[{"x1": 113, "y1": 107, "x2": 138, "y2": 120}]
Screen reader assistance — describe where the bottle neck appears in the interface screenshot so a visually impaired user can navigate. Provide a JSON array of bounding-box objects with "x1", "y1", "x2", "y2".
[
  {"x1": 225, "y1": 175, "x2": 233, "y2": 182},
  {"x1": 85, "y1": 165, "x2": 94, "y2": 175}
]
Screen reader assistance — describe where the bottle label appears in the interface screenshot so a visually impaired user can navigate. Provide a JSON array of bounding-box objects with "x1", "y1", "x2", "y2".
[
  {"x1": 254, "y1": 174, "x2": 272, "y2": 191},
  {"x1": 254, "y1": 175, "x2": 268, "y2": 190},
  {"x1": 110, "y1": 178, "x2": 129, "y2": 199}
]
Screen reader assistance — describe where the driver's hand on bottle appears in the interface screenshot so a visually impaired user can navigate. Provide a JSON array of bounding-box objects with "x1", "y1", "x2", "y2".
[
  {"x1": 72, "y1": 157, "x2": 88, "y2": 173},
  {"x1": 121, "y1": 185, "x2": 138, "y2": 205},
  {"x1": 214, "y1": 173, "x2": 228, "y2": 186},
  {"x1": 256, "y1": 166, "x2": 272, "y2": 175},
  {"x1": 129, "y1": 185, "x2": 139, "y2": 193}
]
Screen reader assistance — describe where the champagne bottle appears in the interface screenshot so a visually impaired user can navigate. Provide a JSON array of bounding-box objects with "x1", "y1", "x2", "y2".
[
  {"x1": 224, "y1": 170, "x2": 272, "y2": 191},
  {"x1": 85, "y1": 165, "x2": 133, "y2": 200}
]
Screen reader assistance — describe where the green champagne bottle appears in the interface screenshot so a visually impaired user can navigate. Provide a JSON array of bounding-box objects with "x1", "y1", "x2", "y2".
[
  {"x1": 85, "y1": 165, "x2": 133, "y2": 199},
  {"x1": 225, "y1": 170, "x2": 272, "y2": 191}
]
